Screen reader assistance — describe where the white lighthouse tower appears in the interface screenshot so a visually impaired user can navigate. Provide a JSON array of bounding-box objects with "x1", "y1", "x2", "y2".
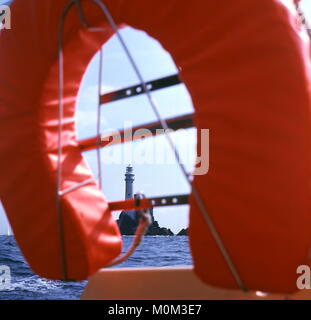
[{"x1": 124, "y1": 164, "x2": 134, "y2": 200}]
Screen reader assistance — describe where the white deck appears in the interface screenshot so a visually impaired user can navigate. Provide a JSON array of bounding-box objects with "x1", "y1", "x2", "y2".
[{"x1": 81, "y1": 266, "x2": 311, "y2": 300}]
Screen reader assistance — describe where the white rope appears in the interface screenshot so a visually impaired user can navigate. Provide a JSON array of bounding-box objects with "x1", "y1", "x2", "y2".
[
  {"x1": 97, "y1": 48, "x2": 103, "y2": 189},
  {"x1": 57, "y1": 0, "x2": 79, "y2": 281}
]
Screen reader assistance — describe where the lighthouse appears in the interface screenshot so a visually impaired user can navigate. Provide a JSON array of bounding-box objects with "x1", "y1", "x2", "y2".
[
  {"x1": 118, "y1": 165, "x2": 138, "y2": 235},
  {"x1": 125, "y1": 164, "x2": 134, "y2": 199}
]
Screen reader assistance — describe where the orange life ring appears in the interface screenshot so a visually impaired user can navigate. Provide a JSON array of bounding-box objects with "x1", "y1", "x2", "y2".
[{"x1": 0, "y1": 0, "x2": 310, "y2": 294}]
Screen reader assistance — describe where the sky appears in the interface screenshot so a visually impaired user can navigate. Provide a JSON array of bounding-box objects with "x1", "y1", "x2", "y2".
[{"x1": 0, "y1": 0, "x2": 311, "y2": 234}]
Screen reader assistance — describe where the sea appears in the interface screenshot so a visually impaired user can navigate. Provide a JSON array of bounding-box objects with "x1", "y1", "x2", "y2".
[{"x1": 0, "y1": 235, "x2": 192, "y2": 300}]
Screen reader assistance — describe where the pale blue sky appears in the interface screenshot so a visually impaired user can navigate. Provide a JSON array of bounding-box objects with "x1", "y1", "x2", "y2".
[{"x1": 0, "y1": 1, "x2": 310, "y2": 234}]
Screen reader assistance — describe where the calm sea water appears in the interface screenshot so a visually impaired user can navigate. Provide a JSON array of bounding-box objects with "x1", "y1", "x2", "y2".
[{"x1": 0, "y1": 235, "x2": 192, "y2": 300}]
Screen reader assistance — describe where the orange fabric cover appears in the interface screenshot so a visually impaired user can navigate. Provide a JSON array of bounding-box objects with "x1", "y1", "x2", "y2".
[
  {"x1": 0, "y1": 0, "x2": 310, "y2": 293},
  {"x1": 0, "y1": 1, "x2": 123, "y2": 280}
]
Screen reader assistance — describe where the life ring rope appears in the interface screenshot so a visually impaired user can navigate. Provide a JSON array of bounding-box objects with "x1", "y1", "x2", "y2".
[{"x1": 106, "y1": 193, "x2": 153, "y2": 267}]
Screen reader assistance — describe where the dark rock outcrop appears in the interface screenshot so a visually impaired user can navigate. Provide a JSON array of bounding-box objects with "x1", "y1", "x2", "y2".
[
  {"x1": 146, "y1": 221, "x2": 174, "y2": 236},
  {"x1": 116, "y1": 211, "x2": 138, "y2": 235},
  {"x1": 117, "y1": 209, "x2": 174, "y2": 236},
  {"x1": 176, "y1": 228, "x2": 188, "y2": 236}
]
